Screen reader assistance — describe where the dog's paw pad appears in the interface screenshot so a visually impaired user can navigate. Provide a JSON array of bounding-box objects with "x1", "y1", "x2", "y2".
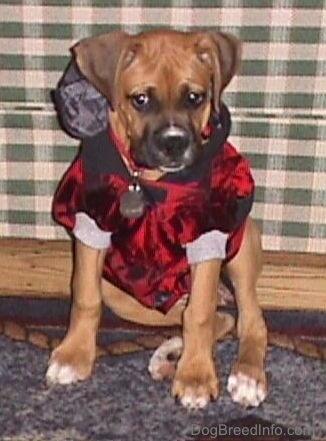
[
  {"x1": 227, "y1": 372, "x2": 266, "y2": 407},
  {"x1": 180, "y1": 392, "x2": 209, "y2": 411},
  {"x1": 46, "y1": 361, "x2": 79, "y2": 386},
  {"x1": 148, "y1": 337, "x2": 183, "y2": 381},
  {"x1": 173, "y1": 367, "x2": 218, "y2": 411}
]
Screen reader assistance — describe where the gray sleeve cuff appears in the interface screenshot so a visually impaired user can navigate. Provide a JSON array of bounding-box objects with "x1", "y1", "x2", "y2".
[
  {"x1": 186, "y1": 230, "x2": 228, "y2": 264},
  {"x1": 73, "y1": 212, "x2": 112, "y2": 249}
]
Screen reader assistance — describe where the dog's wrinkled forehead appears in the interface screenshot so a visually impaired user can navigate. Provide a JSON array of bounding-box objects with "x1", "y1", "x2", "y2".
[
  {"x1": 73, "y1": 29, "x2": 241, "y2": 111},
  {"x1": 117, "y1": 40, "x2": 211, "y2": 110}
]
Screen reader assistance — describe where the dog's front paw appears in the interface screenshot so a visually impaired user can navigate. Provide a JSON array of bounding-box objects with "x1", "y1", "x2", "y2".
[
  {"x1": 46, "y1": 343, "x2": 95, "y2": 386},
  {"x1": 46, "y1": 360, "x2": 80, "y2": 385},
  {"x1": 172, "y1": 356, "x2": 219, "y2": 410},
  {"x1": 227, "y1": 365, "x2": 267, "y2": 408}
]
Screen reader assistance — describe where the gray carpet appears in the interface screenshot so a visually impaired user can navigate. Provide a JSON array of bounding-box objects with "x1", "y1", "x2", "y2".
[{"x1": 0, "y1": 335, "x2": 325, "y2": 441}]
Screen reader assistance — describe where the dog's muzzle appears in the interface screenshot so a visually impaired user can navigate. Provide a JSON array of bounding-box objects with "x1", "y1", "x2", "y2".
[{"x1": 134, "y1": 123, "x2": 199, "y2": 172}]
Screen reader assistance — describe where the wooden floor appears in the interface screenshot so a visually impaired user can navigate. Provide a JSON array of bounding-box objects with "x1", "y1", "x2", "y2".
[{"x1": 0, "y1": 239, "x2": 325, "y2": 311}]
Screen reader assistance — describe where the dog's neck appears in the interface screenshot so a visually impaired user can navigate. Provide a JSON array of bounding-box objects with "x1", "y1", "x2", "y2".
[{"x1": 109, "y1": 112, "x2": 165, "y2": 181}]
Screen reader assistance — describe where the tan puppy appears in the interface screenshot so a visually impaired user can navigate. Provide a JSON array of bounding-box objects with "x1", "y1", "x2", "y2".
[{"x1": 46, "y1": 29, "x2": 267, "y2": 410}]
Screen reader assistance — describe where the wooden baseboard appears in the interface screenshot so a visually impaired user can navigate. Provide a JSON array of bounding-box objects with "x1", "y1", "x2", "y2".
[{"x1": 0, "y1": 239, "x2": 325, "y2": 311}]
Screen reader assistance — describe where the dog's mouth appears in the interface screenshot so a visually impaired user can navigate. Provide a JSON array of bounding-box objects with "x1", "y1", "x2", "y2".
[
  {"x1": 131, "y1": 123, "x2": 200, "y2": 172},
  {"x1": 159, "y1": 164, "x2": 186, "y2": 173}
]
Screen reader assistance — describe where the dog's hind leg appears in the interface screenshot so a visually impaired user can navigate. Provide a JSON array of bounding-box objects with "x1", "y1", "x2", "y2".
[
  {"x1": 225, "y1": 218, "x2": 268, "y2": 407},
  {"x1": 102, "y1": 280, "x2": 183, "y2": 327},
  {"x1": 102, "y1": 280, "x2": 234, "y2": 330}
]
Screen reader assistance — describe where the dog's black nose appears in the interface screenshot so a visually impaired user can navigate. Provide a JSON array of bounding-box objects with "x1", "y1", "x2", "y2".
[{"x1": 155, "y1": 126, "x2": 190, "y2": 154}]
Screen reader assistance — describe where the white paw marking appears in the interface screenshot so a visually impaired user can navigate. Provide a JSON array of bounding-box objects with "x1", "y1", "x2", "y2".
[
  {"x1": 180, "y1": 392, "x2": 209, "y2": 411},
  {"x1": 46, "y1": 361, "x2": 79, "y2": 386},
  {"x1": 227, "y1": 372, "x2": 266, "y2": 407},
  {"x1": 148, "y1": 337, "x2": 183, "y2": 381}
]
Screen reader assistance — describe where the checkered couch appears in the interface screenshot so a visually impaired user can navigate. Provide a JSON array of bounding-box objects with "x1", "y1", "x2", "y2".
[{"x1": 1, "y1": 1, "x2": 325, "y2": 253}]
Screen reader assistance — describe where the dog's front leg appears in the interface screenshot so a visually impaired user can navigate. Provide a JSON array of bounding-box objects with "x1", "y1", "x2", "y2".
[
  {"x1": 46, "y1": 239, "x2": 105, "y2": 385},
  {"x1": 226, "y1": 218, "x2": 267, "y2": 407},
  {"x1": 172, "y1": 259, "x2": 221, "y2": 410}
]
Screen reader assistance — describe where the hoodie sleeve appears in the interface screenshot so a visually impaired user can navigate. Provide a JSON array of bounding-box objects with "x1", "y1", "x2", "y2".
[
  {"x1": 52, "y1": 153, "x2": 112, "y2": 249},
  {"x1": 53, "y1": 59, "x2": 109, "y2": 139},
  {"x1": 208, "y1": 141, "x2": 255, "y2": 232},
  {"x1": 186, "y1": 142, "x2": 254, "y2": 264}
]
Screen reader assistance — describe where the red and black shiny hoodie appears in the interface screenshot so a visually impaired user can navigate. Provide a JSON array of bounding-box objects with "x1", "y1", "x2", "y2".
[{"x1": 53, "y1": 100, "x2": 255, "y2": 313}]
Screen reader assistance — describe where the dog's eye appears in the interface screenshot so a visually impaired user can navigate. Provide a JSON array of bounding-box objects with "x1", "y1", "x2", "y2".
[
  {"x1": 187, "y1": 91, "x2": 206, "y2": 108},
  {"x1": 131, "y1": 93, "x2": 150, "y2": 111}
]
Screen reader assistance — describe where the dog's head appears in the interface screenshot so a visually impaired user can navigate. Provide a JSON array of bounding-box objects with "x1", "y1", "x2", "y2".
[{"x1": 73, "y1": 29, "x2": 241, "y2": 172}]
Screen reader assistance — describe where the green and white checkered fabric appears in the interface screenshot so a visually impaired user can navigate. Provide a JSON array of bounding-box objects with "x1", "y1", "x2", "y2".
[{"x1": 0, "y1": 0, "x2": 325, "y2": 253}]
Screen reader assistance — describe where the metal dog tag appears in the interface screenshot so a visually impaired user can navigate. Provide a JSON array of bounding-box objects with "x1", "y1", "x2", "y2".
[{"x1": 120, "y1": 180, "x2": 146, "y2": 219}]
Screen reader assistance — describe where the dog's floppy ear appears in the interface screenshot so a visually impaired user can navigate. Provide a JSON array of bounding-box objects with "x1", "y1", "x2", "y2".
[
  {"x1": 72, "y1": 32, "x2": 130, "y2": 109},
  {"x1": 197, "y1": 32, "x2": 242, "y2": 113}
]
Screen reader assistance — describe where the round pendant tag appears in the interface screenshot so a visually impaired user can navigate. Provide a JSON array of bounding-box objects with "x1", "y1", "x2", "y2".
[{"x1": 120, "y1": 188, "x2": 146, "y2": 219}]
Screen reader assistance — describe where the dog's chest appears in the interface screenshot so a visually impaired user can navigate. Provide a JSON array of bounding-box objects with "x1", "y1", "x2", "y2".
[{"x1": 84, "y1": 171, "x2": 212, "y2": 246}]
